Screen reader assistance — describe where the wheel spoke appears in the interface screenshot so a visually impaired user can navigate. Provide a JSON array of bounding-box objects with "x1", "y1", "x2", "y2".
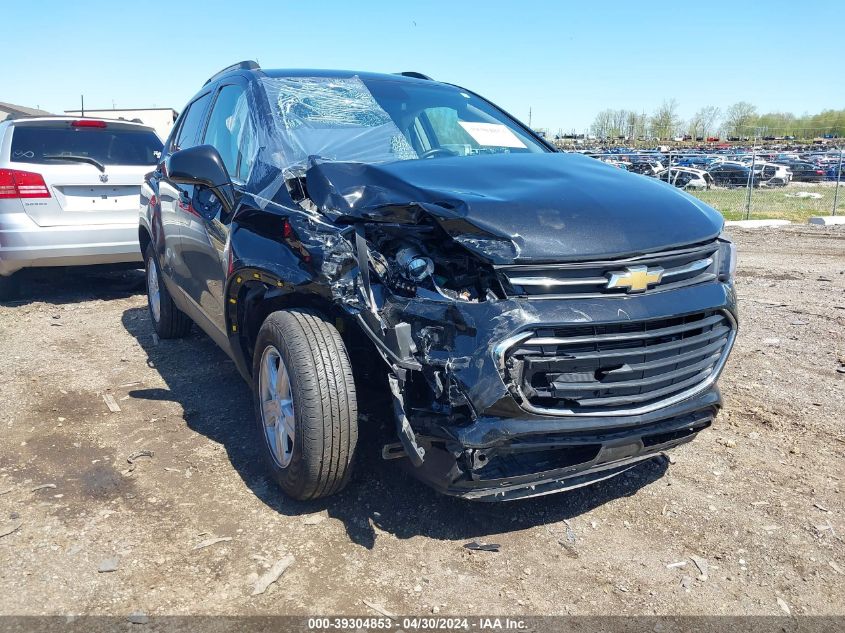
[
  {"x1": 266, "y1": 361, "x2": 278, "y2": 397},
  {"x1": 279, "y1": 398, "x2": 293, "y2": 418},
  {"x1": 275, "y1": 366, "x2": 288, "y2": 397},
  {"x1": 261, "y1": 400, "x2": 277, "y2": 427},
  {"x1": 274, "y1": 424, "x2": 285, "y2": 461}
]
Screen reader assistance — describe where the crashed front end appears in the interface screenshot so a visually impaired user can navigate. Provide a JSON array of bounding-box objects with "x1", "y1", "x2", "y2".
[
  {"x1": 357, "y1": 249, "x2": 736, "y2": 501},
  {"x1": 283, "y1": 161, "x2": 737, "y2": 502},
  {"x1": 240, "y1": 75, "x2": 738, "y2": 501}
]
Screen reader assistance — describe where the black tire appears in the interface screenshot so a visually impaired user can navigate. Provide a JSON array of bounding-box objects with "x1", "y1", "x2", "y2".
[
  {"x1": 0, "y1": 274, "x2": 20, "y2": 301},
  {"x1": 252, "y1": 309, "x2": 358, "y2": 500},
  {"x1": 144, "y1": 244, "x2": 191, "y2": 339}
]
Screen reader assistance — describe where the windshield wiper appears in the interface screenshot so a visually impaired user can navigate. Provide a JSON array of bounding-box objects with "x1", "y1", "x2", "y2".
[{"x1": 43, "y1": 155, "x2": 106, "y2": 173}]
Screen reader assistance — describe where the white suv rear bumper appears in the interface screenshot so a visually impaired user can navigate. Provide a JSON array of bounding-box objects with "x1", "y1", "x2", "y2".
[{"x1": 0, "y1": 212, "x2": 141, "y2": 276}]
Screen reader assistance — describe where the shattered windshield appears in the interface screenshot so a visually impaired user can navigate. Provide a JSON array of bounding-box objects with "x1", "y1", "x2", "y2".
[{"x1": 259, "y1": 75, "x2": 548, "y2": 172}]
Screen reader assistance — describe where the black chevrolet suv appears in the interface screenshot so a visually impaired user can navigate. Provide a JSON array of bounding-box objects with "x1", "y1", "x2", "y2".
[{"x1": 139, "y1": 62, "x2": 737, "y2": 501}]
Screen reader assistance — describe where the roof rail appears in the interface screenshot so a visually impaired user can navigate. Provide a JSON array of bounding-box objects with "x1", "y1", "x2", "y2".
[
  {"x1": 394, "y1": 71, "x2": 433, "y2": 81},
  {"x1": 204, "y1": 60, "x2": 261, "y2": 86},
  {"x1": 4, "y1": 113, "x2": 66, "y2": 121}
]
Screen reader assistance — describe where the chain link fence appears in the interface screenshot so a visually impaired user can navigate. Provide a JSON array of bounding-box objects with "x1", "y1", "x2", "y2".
[{"x1": 571, "y1": 146, "x2": 844, "y2": 222}]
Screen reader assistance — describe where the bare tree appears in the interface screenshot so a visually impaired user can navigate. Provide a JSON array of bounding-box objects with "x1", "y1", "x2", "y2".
[
  {"x1": 689, "y1": 106, "x2": 721, "y2": 139},
  {"x1": 698, "y1": 106, "x2": 721, "y2": 137},
  {"x1": 650, "y1": 99, "x2": 681, "y2": 140},
  {"x1": 591, "y1": 109, "x2": 614, "y2": 139},
  {"x1": 611, "y1": 110, "x2": 630, "y2": 138},
  {"x1": 724, "y1": 102, "x2": 758, "y2": 137}
]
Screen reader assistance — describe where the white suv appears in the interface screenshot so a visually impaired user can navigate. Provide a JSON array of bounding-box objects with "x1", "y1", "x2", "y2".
[{"x1": 0, "y1": 116, "x2": 162, "y2": 298}]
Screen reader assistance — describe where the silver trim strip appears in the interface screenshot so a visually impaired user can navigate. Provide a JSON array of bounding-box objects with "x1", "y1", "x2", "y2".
[
  {"x1": 492, "y1": 310, "x2": 737, "y2": 418},
  {"x1": 523, "y1": 313, "x2": 724, "y2": 346},
  {"x1": 495, "y1": 242, "x2": 720, "y2": 272},
  {"x1": 661, "y1": 257, "x2": 713, "y2": 279},
  {"x1": 507, "y1": 275, "x2": 608, "y2": 287},
  {"x1": 505, "y1": 257, "x2": 713, "y2": 289}
]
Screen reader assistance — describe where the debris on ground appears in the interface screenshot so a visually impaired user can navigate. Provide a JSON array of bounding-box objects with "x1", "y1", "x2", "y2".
[
  {"x1": 192, "y1": 536, "x2": 232, "y2": 551},
  {"x1": 302, "y1": 515, "x2": 326, "y2": 526},
  {"x1": 666, "y1": 561, "x2": 687, "y2": 569},
  {"x1": 127, "y1": 612, "x2": 149, "y2": 625},
  {"x1": 562, "y1": 519, "x2": 577, "y2": 543},
  {"x1": 98, "y1": 558, "x2": 119, "y2": 573},
  {"x1": 30, "y1": 483, "x2": 56, "y2": 492},
  {"x1": 777, "y1": 597, "x2": 792, "y2": 615},
  {"x1": 251, "y1": 554, "x2": 295, "y2": 596},
  {"x1": 690, "y1": 555, "x2": 709, "y2": 581},
  {"x1": 127, "y1": 450, "x2": 154, "y2": 464},
  {"x1": 103, "y1": 393, "x2": 121, "y2": 413},
  {"x1": 463, "y1": 541, "x2": 501, "y2": 552},
  {"x1": 362, "y1": 599, "x2": 395, "y2": 618}
]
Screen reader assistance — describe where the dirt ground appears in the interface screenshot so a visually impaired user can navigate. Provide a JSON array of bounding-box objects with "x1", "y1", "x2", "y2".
[{"x1": 0, "y1": 226, "x2": 843, "y2": 618}]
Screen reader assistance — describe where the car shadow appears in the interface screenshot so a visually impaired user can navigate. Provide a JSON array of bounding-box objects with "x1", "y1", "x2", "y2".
[
  {"x1": 122, "y1": 306, "x2": 668, "y2": 550},
  {"x1": 2, "y1": 266, "x2": 145, "y2": 307}
]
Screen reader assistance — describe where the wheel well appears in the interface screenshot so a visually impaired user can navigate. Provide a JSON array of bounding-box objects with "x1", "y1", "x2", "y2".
[
  {"x1": 138, "y1": 226, "x2": 151, "y2": 257},
  {"x1": 236, "y1": 282, "x2": 341, "y2": 374}
]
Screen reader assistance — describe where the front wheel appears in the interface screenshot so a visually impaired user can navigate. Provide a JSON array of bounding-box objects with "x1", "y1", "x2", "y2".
[{"x1": 252, "y1": 309, "x2": 358, "y2": 500}]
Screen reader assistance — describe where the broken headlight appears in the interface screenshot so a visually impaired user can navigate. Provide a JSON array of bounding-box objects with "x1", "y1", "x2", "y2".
[
  {"x1": 716, "y1": 233, "x2": 737, "y2": 282},
  {"x1": 395, "y1": 246, "x2": 434, "y2": 282}
]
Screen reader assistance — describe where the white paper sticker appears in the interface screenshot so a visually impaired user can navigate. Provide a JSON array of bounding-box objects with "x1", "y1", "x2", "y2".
[{"x1": 458, "y1": 122, "x2": 527, "y2": 149}]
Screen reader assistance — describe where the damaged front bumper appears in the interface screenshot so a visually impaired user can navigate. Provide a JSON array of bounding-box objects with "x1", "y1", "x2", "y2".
[
  {"x1": 377, "y1": 281, "x2": 737, "y2": 501},
  {"x1": 404, "y1": 390, "x2": 718, "y2": 501}
]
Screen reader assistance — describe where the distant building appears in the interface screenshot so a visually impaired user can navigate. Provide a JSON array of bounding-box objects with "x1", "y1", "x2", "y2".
[
  {"x1": 64, "y1": 107, "x2": 178, "y2": 140},
  {"x1": 0, "y1": 101, "x2": 53, "y2": 121}
]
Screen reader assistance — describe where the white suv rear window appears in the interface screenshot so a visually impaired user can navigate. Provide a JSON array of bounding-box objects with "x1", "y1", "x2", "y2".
[{"x1": 11, "y1": 123, "x2": 163, "y2": 166}]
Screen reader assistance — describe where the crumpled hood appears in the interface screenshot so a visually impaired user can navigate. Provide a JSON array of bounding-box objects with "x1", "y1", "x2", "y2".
[{"x1": 303, "y1": 152, "x2": 724, "y2": 264}]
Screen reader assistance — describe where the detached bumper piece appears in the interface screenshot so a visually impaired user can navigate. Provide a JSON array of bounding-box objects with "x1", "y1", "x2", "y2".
[{"x1": 408, "y1": 407, "x2": 715, "y2": 501}]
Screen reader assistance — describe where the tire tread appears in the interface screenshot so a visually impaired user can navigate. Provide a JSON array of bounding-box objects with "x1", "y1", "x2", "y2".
[{"x1": 254, "y1": 309, "x2": 357, "y2": 500}]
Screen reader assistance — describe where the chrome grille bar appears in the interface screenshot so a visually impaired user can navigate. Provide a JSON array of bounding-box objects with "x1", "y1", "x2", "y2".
[{"x1": 498, "y1": 310, "x2": 737, "y2": 417}]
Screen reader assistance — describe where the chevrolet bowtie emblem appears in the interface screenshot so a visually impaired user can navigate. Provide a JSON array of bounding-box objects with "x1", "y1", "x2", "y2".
[{"x1": 606, "y1": 265, "x2": 665, "y2": 293}]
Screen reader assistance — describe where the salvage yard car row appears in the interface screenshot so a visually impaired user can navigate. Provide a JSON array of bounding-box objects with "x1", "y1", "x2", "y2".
[{"x1": 587, "y1": 147, "x2": 842, "y2": 190}]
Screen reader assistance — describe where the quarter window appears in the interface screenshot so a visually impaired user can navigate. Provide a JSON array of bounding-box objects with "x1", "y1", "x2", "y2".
[{"x1": 174, "y1": 92, "x2": 212, "y2": 151}]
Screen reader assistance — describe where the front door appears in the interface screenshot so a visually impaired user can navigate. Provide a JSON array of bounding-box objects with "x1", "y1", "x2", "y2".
[{"x1": 176, "y1": 80, "x2": 254, "y2": 336}]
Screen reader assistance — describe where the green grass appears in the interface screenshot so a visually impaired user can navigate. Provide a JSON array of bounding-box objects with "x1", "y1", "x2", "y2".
[{"x1": 689, "y1": 183, "x2": 842, "y2": 222}]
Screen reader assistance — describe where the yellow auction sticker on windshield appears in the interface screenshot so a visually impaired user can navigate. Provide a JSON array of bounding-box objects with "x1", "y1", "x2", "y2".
[{"x1": 458, "y1": 122, "x2": 527, "y2": 148}]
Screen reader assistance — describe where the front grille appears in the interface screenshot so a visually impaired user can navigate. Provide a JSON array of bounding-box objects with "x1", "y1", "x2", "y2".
[
  {"x1": 498, "y1": 240, "x2": 720, "y2": 298},
  {"x1": 503, "y1": 311, "x2": 735, "y2": 415}
]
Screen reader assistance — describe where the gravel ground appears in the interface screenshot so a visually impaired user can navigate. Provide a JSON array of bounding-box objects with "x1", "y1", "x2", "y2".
[{"x1": 0, "y1": 226, "x2": 843, "y2": 617}]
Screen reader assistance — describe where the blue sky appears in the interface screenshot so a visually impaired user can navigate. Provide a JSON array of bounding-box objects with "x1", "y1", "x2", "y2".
[{"x1": 2, "y1": 1, "x2": 842, "y2": 131}]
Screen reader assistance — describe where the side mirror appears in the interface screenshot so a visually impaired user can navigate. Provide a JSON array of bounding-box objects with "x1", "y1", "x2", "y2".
[{"x1": 166, "y1": 144, "x2": 235, "y2": 213}]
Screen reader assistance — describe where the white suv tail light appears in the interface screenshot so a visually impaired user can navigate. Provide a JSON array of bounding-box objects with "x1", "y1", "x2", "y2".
[{"x1": 0, "y1": 168, "x2": 52, "y2": 199}]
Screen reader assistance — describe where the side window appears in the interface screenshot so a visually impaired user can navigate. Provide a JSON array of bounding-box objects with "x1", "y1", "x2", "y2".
[
  {"x1": 203, "y1": 84, "x2": 256, "y2": 183},
  {"x1": 173, "y1": 92, "x2": 212, "y2": 151}
]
